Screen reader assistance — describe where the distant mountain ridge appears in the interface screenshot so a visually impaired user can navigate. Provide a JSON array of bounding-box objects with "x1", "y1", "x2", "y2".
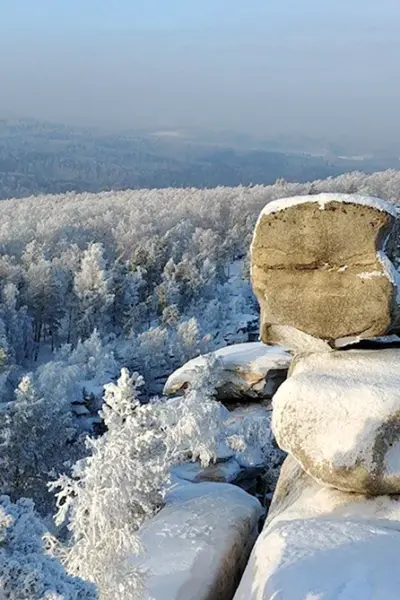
[{"x1": 1, "y1": 119, "x2": 399, "y2": 200}]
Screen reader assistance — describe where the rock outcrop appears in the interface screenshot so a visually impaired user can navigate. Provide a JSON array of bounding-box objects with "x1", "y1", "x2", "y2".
[
  {"x1": 251, "y1": 193, "x2": 400, "y2": 350},
  {"x1": 234, "y1": 192, "x2": 400, "y2": 599},
  {"x1": 234, "y1": 456, "x2": 400, "y2": 600},
  {"x1": 137, "y1": 481, "x2": 263, "y2": 600},
  {"x1": 272, "y1": 347, "x2": 400, "y2": 494},
  {"x1": 164, "y1": 342, "x2": 291, "y2": 402}
]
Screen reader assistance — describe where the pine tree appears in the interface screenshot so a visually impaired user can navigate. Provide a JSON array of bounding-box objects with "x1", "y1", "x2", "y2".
[
  {"x1": 51, "y1": 369, "x2": 166, "y2": 600},
  {"x1": 73, "y1": 244, "x2": 114, "y2": 340},
  {"x1": 0, "y1": 495, "x2": 96, "y2": 600}
]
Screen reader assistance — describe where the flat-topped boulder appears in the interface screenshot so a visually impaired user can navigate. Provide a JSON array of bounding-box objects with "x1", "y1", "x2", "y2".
[
  {"x1": 164, "y1": 342, "x2": 291, "y2": 402},
  {"x1": 136, "y1": 482, "x2": 262, "y2": 600},
  {"x1": 272, "y1": 348, "x2": 400, "y2": 494},
  {"x1": 251, "y1": 193, "x2": 400, "y2": 349},
  {"x1": 234, "y1": 456, "x2": 400, "y2": 600}
]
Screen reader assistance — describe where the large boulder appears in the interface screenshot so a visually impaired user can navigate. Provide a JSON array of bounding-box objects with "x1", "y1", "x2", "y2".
[
  {"x1": 251, "y1": 193, "x2": 400, "y2": 350},
  {"x1": 164, "y1": 342, "x2": 291, "y2": 402},
  {"x1": 272, "y1": 348, "x2": 400, "y2": 495},
  {"x1": 234, "y1": 456, "x2": 400, "y2": 600},
  {"x1": 136, "y1": 481, "x2": 263, "y2": 600}
]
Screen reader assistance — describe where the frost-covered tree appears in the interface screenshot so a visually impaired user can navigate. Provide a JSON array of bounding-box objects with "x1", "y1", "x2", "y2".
[
  {"x1": 21, "y1": 255, "x2": 65, "y2": 356},
  {"x1": 173, "y1": 317, "x2": 202, "y2": 365},
  {"x1": 110, "y1": 264, "x2": 146, "y2": 334},
  {"x1": 50, "y1": 369, "x2": 167, "y2": 600},
  {"x1": 0, "y1": 495, "x2": 96, "y2": 600},
  {"x1": 57, "y1": 330, "x2": 117, "y2": 382},
  {"x1": 50, "y1": 359, "x2": 249, "y2": 600},
  {"x1": 0, "y1": 283, "x2": 32, "y2": 364},
  {"x1": 0, "y1": 374, "x2": 82, "y2": 513},
  {"x1": 161, "y1": 354, "x2": 231, "y2": 467},
  {"x1": 133, "y1": 326, "x2": 171, "y2": 392},
  {"x1": 73, "y1": 244, "x2": 114, "y2": 340}
]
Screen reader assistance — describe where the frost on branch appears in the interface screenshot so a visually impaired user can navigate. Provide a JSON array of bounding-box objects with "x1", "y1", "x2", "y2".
[
  {"x1": 0, "y1": 495, "x2": 96, "y2": 600},
  {"x1": 160, "y1": 353, "x2": 230, "y2": 468},
  {"x1": 50, "y1": 369, "x2": 167, "y2": 600},
  {"x1": 0, "y1": 375, "x2": 80, "y2": 512},
  {"x1": 50, "y1": 358, "x2": 281, "y2": 599}
]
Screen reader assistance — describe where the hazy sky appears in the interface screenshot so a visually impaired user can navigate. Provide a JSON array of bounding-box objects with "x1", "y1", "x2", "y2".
[{"x1": 1, "y1": 0, "x2": 400, "y2": 144}]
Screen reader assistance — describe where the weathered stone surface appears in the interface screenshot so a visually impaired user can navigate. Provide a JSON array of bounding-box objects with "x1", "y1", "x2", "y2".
[
  {"x1": 272, "y1": 348, "x2": 400, "y2": 495},
  {"x1": 251, "y1": 193, "x2": 399, "y2": 349},
  {"x1": 164, "y1": 342, "x2": 291, "y2": 402},
  {"x1": 136, "y1": 482, "x2": 262, "y2": 600},
  {"x1": 234, "y1": 456, "x2": 400, "y2": 600}
]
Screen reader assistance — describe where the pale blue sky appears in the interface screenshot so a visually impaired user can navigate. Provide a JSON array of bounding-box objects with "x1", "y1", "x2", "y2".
[{"x1": 1, "y1": 0, "x2": 400, "y2": 145}]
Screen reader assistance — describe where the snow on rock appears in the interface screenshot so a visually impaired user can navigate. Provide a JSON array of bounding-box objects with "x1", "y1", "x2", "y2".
[
  {"x1": 234, "y1": 456, "x2": 400, "y2": 600},
  {"x1": 136, "y1": 481, "x2": 263, "y2": 600},
  {"x1": 258, "y1": 192, "x2": 399, "y2": 218},
  {"x1": 272, "y1": 348, "x2": 400, "y2": 494},
  {"x1": 172, "y1": 458, "x2": 242, "y2": 484},
  {"x1": 163, "y1": 342, "x2": 291, "y2": 401},
  {"x1": 251, "y1": 193, "x2": 400, "y2": 350}
]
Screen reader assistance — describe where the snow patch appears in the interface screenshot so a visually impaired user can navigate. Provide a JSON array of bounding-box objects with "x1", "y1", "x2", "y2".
[
  {"x1": 258, "y1": 192, "x2": 399, "y2": 218},
  {"x1": 171, "y1": 458, "x2": 242, "y2": 484},
  {"x1": 357, "y1": 270, "x2": 385, "y2": 280},
  {"x1": 377, "y1": 251, "x2": 400, "y2": 302},
  {"x1": 384, "y1": 442, "x2": 400, "y2": 476}
]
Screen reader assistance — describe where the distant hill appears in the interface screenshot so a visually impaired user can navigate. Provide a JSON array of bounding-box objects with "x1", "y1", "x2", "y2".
[{"x1": 1, "y1": 119, "x2": 399, "y2": 199}]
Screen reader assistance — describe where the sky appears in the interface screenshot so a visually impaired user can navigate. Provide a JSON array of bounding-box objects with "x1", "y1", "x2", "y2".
[{"x1": 1, "y1": 0, "x2": 400, "y2": 146}]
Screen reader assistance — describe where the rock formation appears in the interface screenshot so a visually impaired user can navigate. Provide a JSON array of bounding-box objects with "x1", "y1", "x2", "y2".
[
  {"x1": 234, "y1": 456, "x2": 400, "y2": 599},
  {"x1": 235, "y1": 193, "x2": 400, "y2": 599},
  {"x1": 272, "y1": 347, "x2": 400, "y2": 494},
  {"x1": 164, "y1": 342, "x2": 291, "y2": 403},
  {"x1": 251, "y1": 193, "x2": 400, "y2": 350}
]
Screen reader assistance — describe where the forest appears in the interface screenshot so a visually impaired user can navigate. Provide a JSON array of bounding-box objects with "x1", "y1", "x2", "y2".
[
  {"x1": 1, "y1": 119, "x2": 398, "y2": 200},
  {"x1": 2, "y1": 168, "x2": 400, "y2": 598}
]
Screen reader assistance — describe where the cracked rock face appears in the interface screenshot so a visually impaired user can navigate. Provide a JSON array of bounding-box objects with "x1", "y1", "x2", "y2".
[{"x1": 251, "y1": 196, "x2": 399, "y2": 348}]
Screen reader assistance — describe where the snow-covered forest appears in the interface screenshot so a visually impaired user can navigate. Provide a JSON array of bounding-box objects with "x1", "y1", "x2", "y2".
[{"x1": 2, "y1": 169, "x2": 400, "y2": 599}]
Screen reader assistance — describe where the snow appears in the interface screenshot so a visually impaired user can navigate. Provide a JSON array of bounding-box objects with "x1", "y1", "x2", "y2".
[
  {"x1": 135, "y1": 482, "x2": 263, "y2": 600},
  {"x1": 164, "y1": 342, "x2": 292, "y2": 398},
  {"x1": 234, "y1": 457, "x2": 400, "y2": 600},
  {"x1": 236, "y1": 518, "x2": 400, "y2": 600},
  {"x1": 272, "y1": 348, "x2": 400, "y2": 492},
  {"x1": 357, "y1": 270, "x2": 385, "y2": 280},
  {"x1": 228, "y1": 259, "x2": 245, "y2": 278},
  {"x1": 377, "y1": 250, "x2": 400, "y2": 302},
  {"x1": 171, "y1": 458, "x2": 242, "y2": 484},
  {"x1": 384, "y1": 441, "x2": 400, "y2": 475},
  {"x1": 170, "y1": 403, "x2": 281, "y2": 486},
  {"x1": 258, "y1": 192, "x2": 399, "y2": 218},
  {"x1": 71, "y1": 404, "x2": 90, "y2": 416}
]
